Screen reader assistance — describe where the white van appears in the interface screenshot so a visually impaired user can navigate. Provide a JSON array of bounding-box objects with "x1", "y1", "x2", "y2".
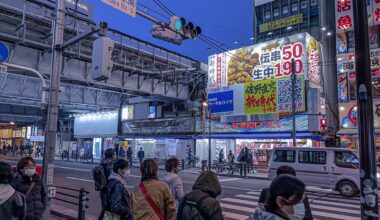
[{"x1": 268, "y1": 147, "x2": 360, "y2": 197}]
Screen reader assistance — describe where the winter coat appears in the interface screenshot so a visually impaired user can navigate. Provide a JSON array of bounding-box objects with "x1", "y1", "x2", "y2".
[
  {"x1": 101, "y1": 158, "x2": 115, "y2": 180},
  {"x1": 107, "y1": 172, "x2": 134, "y2": 220},
  {"x1": 163, "y1": 172, "x2": 184, "y2": 207},
  {"x1": 131, "y1": 178, "x2": 176, "y2": 220},
  {"x1": 137, "y1": 150, "x2": 144, "y2": 159},
  {"x1": 258, "y1": 188, "x2": 313, "y2": 220},
  {"x1": 248, "y1": 205, "x2": 285, "y2": 220},
  {"x1": 177, "y1": 171, "x2": 223, "y2": 220},
  {"x1": 11, "y1": 171, "x2": 46, "y2": 220},
  {"x1": 0, "y1": 184, "x2": 26, "y2": 220}
]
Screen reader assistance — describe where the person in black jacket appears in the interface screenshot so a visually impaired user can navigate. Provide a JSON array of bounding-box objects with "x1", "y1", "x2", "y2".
[
  {"x1": 0, "y1": 161, "x2": 26, "y2": 220},
  {"x1": 258, "y1": 165, "x2": 313, "y2": 220},
  {"x1": 11, "y1": 157, "x2": 46, "y2": 220},
  {"x1": 99, "y1": 148, "x2": 117, "y2": 220},
  {"x1": 107, "y1": 159, "x2": 133, "y2": 220}
]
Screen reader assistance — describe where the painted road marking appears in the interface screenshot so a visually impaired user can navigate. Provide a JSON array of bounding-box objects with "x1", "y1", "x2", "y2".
[{"x1": 219, "y1": 178, "x2": 240, "y2": 182}]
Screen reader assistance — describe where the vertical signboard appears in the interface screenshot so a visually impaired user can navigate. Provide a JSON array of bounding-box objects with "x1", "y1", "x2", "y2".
[{"x1": 335, "y1": 0, "x2": 354, "y2": 32}]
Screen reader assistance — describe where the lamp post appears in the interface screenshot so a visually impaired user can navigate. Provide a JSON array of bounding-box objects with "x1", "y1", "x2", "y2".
[{"x1": 202, "y1": 101, "x2": 211, "y2": 171}]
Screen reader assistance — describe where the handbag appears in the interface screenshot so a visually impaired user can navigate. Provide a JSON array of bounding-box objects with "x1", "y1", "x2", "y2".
[
  {"x1": 139, "y1": 183, "x2": 165, "y2": 220},
  {"x1": 103, "y1": 211, "x2": 120, "y2": 220}
]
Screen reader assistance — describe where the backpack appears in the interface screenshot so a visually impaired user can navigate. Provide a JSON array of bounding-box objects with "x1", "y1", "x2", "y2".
[
  {"x1": 178, "y1": 194, "x2": 209, "y2": 220},
  {"x1": 92, "y1": 164, "x2": 107, "y2": 191}
]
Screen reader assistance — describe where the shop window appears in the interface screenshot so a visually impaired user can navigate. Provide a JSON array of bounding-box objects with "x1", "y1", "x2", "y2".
[
  {"x1": 291, "y1": 3, "x2": 298, "y2": 12},
  {"x1": 301, "y1": 0, "x2": 307, "y2": 9},
  {"x1": 299, "y1": 151, "x2": 326, "y2": 164},
  {"x1": 273, "y1": 150, "x2": 295, "y2": 162},
  {"x1": 282, "y1": 5, "x2": 289, "y2": 15},
  {"x1": 273, "y1": 8, "x2": 280, "y2": 17},
  {"x1": 334, "y1": 151, "x2": 359, "y2": 169},
  {"x1": 311, "y1": 0, "x2": 317, "y2": 6},
  {"x1": 265, "y1": 10, "x2": 271, "y2": 19}
]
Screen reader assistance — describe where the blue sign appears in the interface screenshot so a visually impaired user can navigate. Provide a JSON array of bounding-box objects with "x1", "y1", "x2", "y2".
[
  {"x1": 0, "y1": 42, "x2": 9, "y2": 63},
  {"x1": 208, "y1": 90, "x2": 234, "y2": 115}
]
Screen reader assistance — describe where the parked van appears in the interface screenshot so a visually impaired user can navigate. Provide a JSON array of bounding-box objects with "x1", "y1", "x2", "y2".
[{"x1": 268, "y1": 147, "x2": 360, "y2": 197}]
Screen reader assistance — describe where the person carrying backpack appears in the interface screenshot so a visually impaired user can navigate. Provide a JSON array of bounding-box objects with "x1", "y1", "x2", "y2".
[
  {"x1": 177, "y1": 171, "x2": 223, "y2": 220},
  {"x1": 163, "y1": 158, "x2": 184, "y2": 210},
  {"x1": 137, "y1": 148, "x2": 145, "y2": 165},
  {"x1": 93, "y1": 148, "x2": 116, "y2": 220}
]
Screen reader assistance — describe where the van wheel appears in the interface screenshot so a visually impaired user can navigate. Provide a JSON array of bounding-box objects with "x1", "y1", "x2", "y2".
[{"x1": 338, "y1": 181, "x2": 357, "y2": 197}]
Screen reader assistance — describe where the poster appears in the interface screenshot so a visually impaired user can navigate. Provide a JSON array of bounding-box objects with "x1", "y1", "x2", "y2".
[
  {"x1": 276, "y1": 76, "x2": 305, "y2": 113},
  {"x1": 335, "y1": 0, "x2": 354, "y2": 32},
  {"x1": 100, "y1": 0, "x2": 136, "y2": 17},
  {"x1": 336, "y1": 32, "x2": 348, "y2": 54},
  {"x1": 338, "y1": 73, "x2": 348, "y2": 103},
  {"x1": 208, "y1": 33, "x2": 318, "y2": 89},
  {"x1": 244, "y1": 78, "x2": 277, "y2": 115}
]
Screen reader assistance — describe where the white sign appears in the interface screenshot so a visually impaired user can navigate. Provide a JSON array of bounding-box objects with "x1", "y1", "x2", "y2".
[
  {"x1": 100, "y1": 0, "x2": 137, "y2": 17},
  {"x1": 30, "y1": 136, "x2": 45, "y2": 142},
  {"x1": 335, "y1": 0, "x2": 354, "y2": 32}
]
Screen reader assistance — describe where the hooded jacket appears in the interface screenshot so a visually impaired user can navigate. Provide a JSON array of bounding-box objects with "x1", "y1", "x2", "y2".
[
  {"x1": 248, "y1": 205, "x2": 285, "y2": 220},
  {"x1": 131, "y1": 178, "x2": 176, "y2": 220},
  {"x1": 177, "y1": 171, "x2": 223, "y2": 220},
  {"x1": 11, "y1": 171, "x2": 46, "y2": 220},
  {"x1": 107, "y1": 172, "x2": 134, "y2": 220},
  {"x1": 163, "y1": 172, "x2": 184, "y2": 206},
  {"x1": 0, "y1": 184, "x2": 26, "y2": 220}
]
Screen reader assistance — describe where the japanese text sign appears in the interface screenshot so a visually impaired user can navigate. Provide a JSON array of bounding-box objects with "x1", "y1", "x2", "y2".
[
  {"x1": 244, "y1": 78, "x2": 277, "y2": 115},
  {"x1": 335, "y1": 0, "x2": 354, "y2": 32},
  {"x1": 100, "y1": 0, "x2": 137, "y2": 17},
  {"x1": 259, "y1": 14, "x2": 303, "y2": 33},
  {"x1": 208, "y1": 90, "x2": 234, "y2": 116}
]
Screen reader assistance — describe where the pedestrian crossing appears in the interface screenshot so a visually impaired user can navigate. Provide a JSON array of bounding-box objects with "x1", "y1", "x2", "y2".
[{"x1": 220, "y1": 190, "x2": 379, "y2": 220}]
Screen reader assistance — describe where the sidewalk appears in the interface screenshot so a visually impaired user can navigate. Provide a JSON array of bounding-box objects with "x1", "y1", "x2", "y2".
[{"x1": 51, "y1": 204, "x2": 97, "y2": 220}]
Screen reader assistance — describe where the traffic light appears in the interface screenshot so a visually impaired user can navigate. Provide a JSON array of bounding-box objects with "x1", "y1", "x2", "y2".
[
  {"x1": 320, "y1": 118, "x2": 327, "y2": 131},
  {"x1": 151, "y1": 25, "x2": 183, "y2": 45},
  {"x1": 169, "y1": 16, "x2": 202, "y2": 39}
]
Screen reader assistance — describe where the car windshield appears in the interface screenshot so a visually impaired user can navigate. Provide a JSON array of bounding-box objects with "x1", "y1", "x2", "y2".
[{"x1": 335, "y1": 151, "x2": 359, "y2": 168}]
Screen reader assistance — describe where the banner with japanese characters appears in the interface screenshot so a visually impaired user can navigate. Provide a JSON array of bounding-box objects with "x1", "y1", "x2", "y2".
[
  {"x1": 335, "y1": 0, "x2": 354, "y2": 32},
  {"x1": 244, "y1": 78, "x2": 277, "y2": 115},
  {"x1": 374, "y1": 0, "x2": 380, "y2": 25},
  {"x1": 208, "y1": 33, "x2": 318, "y2": 89}
]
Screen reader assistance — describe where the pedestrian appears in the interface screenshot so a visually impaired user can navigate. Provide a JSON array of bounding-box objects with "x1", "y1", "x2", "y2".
[
  {"x1": 35, "y1": 146, "x2": 40, "y2": 159},
  {"x1": 94, "y1": 148, "x2": 116, "y2": 220},
  {"x1": 227, "y1": 150, "x2": 235, "y2": 174},
  {"x1": 20, "y1": 145, "x2": 24, "y2": 157},
  {"x1": 0, "y1": 161, "x2": 26, "y2": 220},
  {"x1": 127, "y1": 147, "x2": 133, "y2": 166},
  {"x1": 248, "y1": 174, "x2": 306, "y2": 220},
  {"x1": 11, "y1": 157, "x2": 46, "y2": 220},
  {"x1": 258, "y1": 165, "x2": 313, "y2": 220},
  {"x1": 106, "y1": 159, "x2": 133, "y2": 220},
  {"x1": 177, "y1": 171, "x2": 223, "y2": 220},
  {"x1": 137, "y1": 148, "x2": 145, "y2": 165},
  {"x1": 163, "y1": 158, "x2": 184, "y2": 209},
  {"x1": 131, "y1": 159, "x2": 176, "y2": 220},
  {"x1": 115, "y1": 144, "x2": 120, "y2": 157}
]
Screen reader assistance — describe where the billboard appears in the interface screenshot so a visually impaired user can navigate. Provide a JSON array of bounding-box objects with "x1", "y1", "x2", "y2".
[
  {"x1": 207, "y1": 33, "x2": 316, "y2": 117},
  {"x1": 208, "y1": 33, "x2": 319, "y2": 88},
  {"x1": 208, "y1": 76, "x2": 305, "y2": 117}
]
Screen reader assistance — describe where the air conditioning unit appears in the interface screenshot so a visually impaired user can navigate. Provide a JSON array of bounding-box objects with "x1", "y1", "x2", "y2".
[{"x1": 91, "y1": 37, "x2": 114, "y2": 81}]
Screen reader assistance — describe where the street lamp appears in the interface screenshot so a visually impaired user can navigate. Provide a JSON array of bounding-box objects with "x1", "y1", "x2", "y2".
[{"x1": 202, "y1": 101, "x2": 212, "y2": 171}]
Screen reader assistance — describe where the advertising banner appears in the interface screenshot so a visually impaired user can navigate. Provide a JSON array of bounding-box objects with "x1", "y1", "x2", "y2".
[
  {"x1": 337, "y1": 48, "x2": 380, "y2": 73},
  {"x1": 244, "y1": 78, "x2": 277, "y2": 115},
  {"x1": 259, "y1": 14, "x2": 303, "y2": 33},
  {"x1": 335, "y1": 0, "x2": 354, "y2": 32},
  {"x1": 122, "y1": 117, "x2": 195, "y2": 134},
  {"x1": 338, "y1": 73, "x2": 349, "y2": 103},
  {"x1": 208, "y1": 90, "x2": 234, "y2": 116},
  {"x1": 339, "y1": 101, "x2": 380, "y2": 129},
  {"x1": 100, "y1": 0, "x2": 136, "y2": 17}
]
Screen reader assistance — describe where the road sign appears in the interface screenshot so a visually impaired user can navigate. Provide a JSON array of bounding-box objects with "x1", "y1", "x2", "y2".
[
  {"x1": 100, "y1": 0, "x2": 137, "y2": 17},
  {"x1": 0, "y1": 42, "x2": 9, "y2": 63}
]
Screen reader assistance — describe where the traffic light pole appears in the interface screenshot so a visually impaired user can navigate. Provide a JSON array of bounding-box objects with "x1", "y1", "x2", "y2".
[
  {"x1": 42, "y1": 0, "x2": 65, "y2": 218},
  {"x1": 291, "y1": 58, "x2": 296, "y2": 147},
  {"x1": 352, "y1": 0, "x2": 379, "y2": 218}
]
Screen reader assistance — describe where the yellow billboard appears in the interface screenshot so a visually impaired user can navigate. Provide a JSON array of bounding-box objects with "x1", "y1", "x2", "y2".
[{"x1": 259, "y1": 14, "x2": 303, "y2": 33}]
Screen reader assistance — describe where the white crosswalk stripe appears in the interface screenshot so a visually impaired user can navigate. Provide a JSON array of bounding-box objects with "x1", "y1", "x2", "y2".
[{"x1": 220, "y1": 190, "x2": 369, "y2": 220}]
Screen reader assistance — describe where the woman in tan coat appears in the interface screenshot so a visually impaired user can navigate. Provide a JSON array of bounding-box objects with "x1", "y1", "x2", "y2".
[{"x1": 132, "y1": 159, "x2": 176, "y2": 220}]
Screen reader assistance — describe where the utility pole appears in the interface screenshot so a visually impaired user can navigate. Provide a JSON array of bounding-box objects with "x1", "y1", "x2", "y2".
[
  {"x1": 291, "y1": 58, "x2": 296, "y2": 147},
  {"x1": 352, "y1": 0, "x2": 379, "y2": 219},
  {"x1": 42, "y1": 0, "x2": 65, "y2": 217},
  {"x1": 208, "y1": 108, "x2": 211, "y2": 171}
]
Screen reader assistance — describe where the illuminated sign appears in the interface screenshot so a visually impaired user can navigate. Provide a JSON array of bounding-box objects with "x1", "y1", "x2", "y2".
[{"x1": 259, "y1": 14, "x2": 303, "y2": 33}]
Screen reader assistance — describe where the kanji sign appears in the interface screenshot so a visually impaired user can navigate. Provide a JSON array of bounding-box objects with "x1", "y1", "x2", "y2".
[
  {"x1": 208, "y1": 33, "x2": 318, "y2": 89},
  {"x1": 244, "y1": 78, "x2": 277, "y2": 115},
  {"x1": 335, "y1": 0, "x2": 354, "y2": 32},
  {"x1": 259, "y1": 14, "x2": 303, "y2": 33},
  {"x1": 100, "y1": 0, "x2": 137, "y2": 17}
]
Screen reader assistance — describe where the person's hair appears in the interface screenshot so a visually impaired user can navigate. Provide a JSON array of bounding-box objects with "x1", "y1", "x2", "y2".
[
  {"x1": 17, "y1": 157, "x2": 36, "y2": 171},
  {"x1": 0, "y1": 162, "x2": 12, "y2": 183},
  {"x1": 140, "y1": 159, "x2": 158, "y2": 178},
  {"x1": 104, "y1": 148, "x2": 115, "y2": 159},
  {"x1": 113, "y1": 159, "x2": 129, "y2": 173},
  {"x1": 266, "y1": 174, "x2": 305, "y2": 213},
  {"x1": 165, "y1": 158, "x2": 179, "y2": 172},
  {"x1": 277, "y1": 165, "x2": 296, "y2": 176}
]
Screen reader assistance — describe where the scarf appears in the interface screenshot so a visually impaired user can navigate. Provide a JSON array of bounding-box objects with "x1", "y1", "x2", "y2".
[{"x1": 108, "y1": 172, "x2": 129, "y2": 193}]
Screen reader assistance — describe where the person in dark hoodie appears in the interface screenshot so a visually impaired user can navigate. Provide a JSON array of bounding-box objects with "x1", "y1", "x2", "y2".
[
  {"x1": 177, "y1": 171, "x2": 223, "y2": 220},
  {"x1": 106, "y1": 159, "x2": 133, "y2": 220},
  {"x1": 0, "y1": 161, "x2": 26, "y2": 220},
  {"x1": 99, "y1": 148, "x2": 117, "y2": 220},
  {"x1": 11, "y1": 157, "x2": 46, "y2": 220}
]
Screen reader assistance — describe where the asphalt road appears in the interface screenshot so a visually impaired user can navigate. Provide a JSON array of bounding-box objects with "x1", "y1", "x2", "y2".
[{"x1": 0, "y1": 157, "x2": 271, "y2": 219}]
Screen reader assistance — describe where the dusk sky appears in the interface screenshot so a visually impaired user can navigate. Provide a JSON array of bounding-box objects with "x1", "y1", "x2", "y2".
[{"x1": 87, "y1": 0, "x2": 254, "y2": 63}]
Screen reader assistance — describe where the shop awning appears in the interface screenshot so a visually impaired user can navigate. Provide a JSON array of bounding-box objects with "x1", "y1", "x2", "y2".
[
  {"x1": 337, "y1": 128, "x2": 380, "y2": 136},
  {"x1": 194, "y1": 132, "x2": 325, "y2": 141}
]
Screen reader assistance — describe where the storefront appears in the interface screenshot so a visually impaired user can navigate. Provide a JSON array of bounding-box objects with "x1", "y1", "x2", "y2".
[
  {"x1": 74, "y1": 110, "x2": 119, "y2": 159},
  {"x1": 121, "y1": 117, "x2": 196, "y2": 160}
]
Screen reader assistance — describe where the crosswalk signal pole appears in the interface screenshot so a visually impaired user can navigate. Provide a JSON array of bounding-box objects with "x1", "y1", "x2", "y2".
[
  {"x1": 352, "y1": 0, "x2": 379, "y2": 219},
  {"x1": 291, "y1": 58, "x2": 296, "y2": 147}
]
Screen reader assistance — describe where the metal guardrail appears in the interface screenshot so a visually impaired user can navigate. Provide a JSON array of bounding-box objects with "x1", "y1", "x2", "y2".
[{"x1": 52, "y1": 185, "x2": 89, "y2": 220}]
